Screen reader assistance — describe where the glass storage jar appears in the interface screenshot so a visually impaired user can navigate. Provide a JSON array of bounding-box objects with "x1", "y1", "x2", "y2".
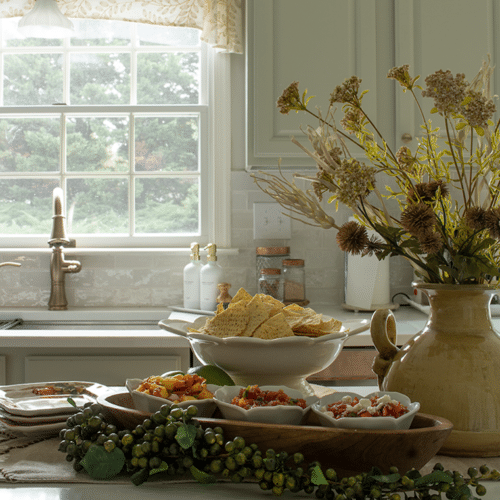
[
  {"x1": 258, "y1": 268, "x2": 283, "y2": 301},
  {"x1": 283, "y1": 259, "x2": 307, "y2": 305},
  {"x1": 256, "y1": 246, "x2": 289, "y2": 289}
]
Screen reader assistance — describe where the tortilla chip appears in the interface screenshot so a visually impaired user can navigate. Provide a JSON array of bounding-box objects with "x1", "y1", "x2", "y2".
[
  {"x1": 204, "y1": 302, "x2": 249, "y2": 338},
  {"x1": 229, "y1": 288, "x2": 253, "y2": 307},
  {"x1": 293, "y1": 317, "x2": 342, "y2": 336},
  {"x1": 252, "y1": 312, "x2": 294, "y2": 339},
  {"x1": 254, "y1": 293, "x2": 284, "y2": 317},
  {"x1": 239, "y1": 295, "x2": 271, "y2": 337}
]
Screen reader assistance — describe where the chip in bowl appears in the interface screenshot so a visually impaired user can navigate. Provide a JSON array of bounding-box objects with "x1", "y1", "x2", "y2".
[{"x1": 188, "y1": 288, "x2": 344, "y2": 339}]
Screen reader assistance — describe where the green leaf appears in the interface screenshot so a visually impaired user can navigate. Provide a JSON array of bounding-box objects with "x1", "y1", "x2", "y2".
[
  {"x1": 405, "y1": 469, "x2": 422, "y2": 480},
  {"x1": 190, "y1": 465, "x2": 217, "y2": 484},
  {"x1": 371, "y1": 473, "x2": 402, "y2": 484},
  {"x1": 413, "y1": 469, "x2": 453, "y2": 487},
  {"x1": 311, "y1": 465, "x2": 329, "y2": 485},
  {"x1": 67, "y1": 397, "x2": 76, "y2": 408},
  {"x1": 456, "y1": 122, "x2": 467, "y2": 131},
  {"x1": 80, "y1": 444, "x2": 125, "y2": 480},
  {"x1": 445, "y1": 483, "x2": 473, "y2": 499},
  {"x1": 430, "y1": 107, "x2": 439, "y2": 114},
  {"x1": 175, "y1": 423, "x2": 198, "y2": 450},
  {"x1": 131, "y1": 467, "x2": 150, "y2": 486},
  {"x1": 149, "y1": 461, "x2": 169, "y2": 476},
  {"x1": 475, "y1": 126, "x2": 485, "y2": 136}
]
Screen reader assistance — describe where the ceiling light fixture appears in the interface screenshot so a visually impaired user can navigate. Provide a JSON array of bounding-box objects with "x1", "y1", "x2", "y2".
[{"x1": 18, "y1": 0, "x2": 74, "y2": 39}]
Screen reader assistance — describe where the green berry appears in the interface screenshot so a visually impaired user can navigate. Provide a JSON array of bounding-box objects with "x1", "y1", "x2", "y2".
[
  {"x1": 233, "y1": 436, "x2": 245, "y2": 450},
  {"x1": 186, "y1": 405, "x2": 198, "y2": 417},
  {"x1": 476, "y1": 484, "x2": 487, "y2": 496},
  {"x1": 480, "y1": 465, "x2": 490, "y2": 475}
]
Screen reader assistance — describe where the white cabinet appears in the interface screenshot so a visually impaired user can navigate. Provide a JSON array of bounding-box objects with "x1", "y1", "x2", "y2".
[
  {"x1": 394, "y1": 0, "x2": 499, "y2": 148},
  {"x1": 24, "y1": 355, "x2": 182, "y2": 386},
  {"x1": 246, "y1": 0, "x2": 395, "y2": 170},
  {"x1": 246, "y1": 0, "x2": 499, "y2": 170}
]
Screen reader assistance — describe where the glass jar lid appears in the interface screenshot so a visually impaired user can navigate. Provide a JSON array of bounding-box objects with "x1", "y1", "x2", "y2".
[
  {"x1": 283, "y1": 259, "x2": 304, "y2": 266},
  {"x1": 256, "y1": 246, "x2": 290, "y2": 256}
]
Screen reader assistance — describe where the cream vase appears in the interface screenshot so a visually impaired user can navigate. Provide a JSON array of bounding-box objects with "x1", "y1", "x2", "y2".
[{"x1": 371, "y1": 282, "x2": 500, "y2": 457}]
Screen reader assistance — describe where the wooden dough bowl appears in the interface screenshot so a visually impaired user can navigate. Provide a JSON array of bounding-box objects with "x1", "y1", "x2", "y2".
[{"x1": 99, "y1": 391, "x2": 453, "y2": 477}]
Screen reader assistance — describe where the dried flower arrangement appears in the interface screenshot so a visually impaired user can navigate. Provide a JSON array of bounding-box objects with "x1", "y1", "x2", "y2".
[{"x1": 252, "y1": 59, "x2": 500, "y2": 284}]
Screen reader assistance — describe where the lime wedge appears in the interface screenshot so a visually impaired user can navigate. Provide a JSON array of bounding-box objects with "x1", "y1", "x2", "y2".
[{"x1": 187, "y1": 365, "x2": 235, "y2": 386}]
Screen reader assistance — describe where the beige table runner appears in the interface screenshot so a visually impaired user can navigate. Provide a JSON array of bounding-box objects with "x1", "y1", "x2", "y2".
[{"x1": 1, "y1": 431, "x2": 500, "y2": 484}]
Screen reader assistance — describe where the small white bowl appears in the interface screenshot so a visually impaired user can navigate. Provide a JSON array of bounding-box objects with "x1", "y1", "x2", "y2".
[
  {"x1": 126, "y1": 378, "x2": 218, "y2": 418},
  {"x1": 214, "y1": 385, "x2": 318, "y2": 425},
  {"x1": 312, "y1": 391, "x2": 420, "y2": 430}
]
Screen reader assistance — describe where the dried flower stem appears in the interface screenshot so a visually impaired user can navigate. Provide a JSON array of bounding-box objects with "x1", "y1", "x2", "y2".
[
  {"x1": 251, "y1": 166, "x2": 340, "y2": 231},
  {"x1": 444, "y1": 118, "x2": 469, "y2": 208}
]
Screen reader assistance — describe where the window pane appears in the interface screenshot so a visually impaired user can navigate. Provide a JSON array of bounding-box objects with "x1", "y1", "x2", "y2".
[
  {"x1": 67, "y1": 117, "x2": 129, "y2": 172},
  {"x1": 135, "y1": 177, "x2": 199, "y2": 233},
  {"x1": 4, "y1": 54, "x2": 63, "y2": 105},
  {"x1": 137, "y1": 25, "x2": 200, "y2": 47},
  {"x1": 67, "y1": 178, "x2": 129, "y2": 234},
  {"x1": 134, "y1": 117, "x2": 198, "y2": 172},
  {"x1": 0, "y1": 178, "x2": 57, "y2": 234},
  {"x1": 2, "y1": 18, "x2": 63, "y2": 47},
  {"x1": 70, "y1": 53, "x2": 131, "y2": 105},
  {"x1": 70, "y1": 19, "x2": 131, "y2": 46},
  {"x1": 0, "y1": 118, "x2": 60, "y2": 172},
  {"x1": 137, "y1": 52, "x2": 199, "y2": 104}
]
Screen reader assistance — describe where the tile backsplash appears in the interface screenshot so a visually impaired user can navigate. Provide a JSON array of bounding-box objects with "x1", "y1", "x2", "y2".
[{"x1": 0, "y1": 171, "x2": 414, "y2": 309}]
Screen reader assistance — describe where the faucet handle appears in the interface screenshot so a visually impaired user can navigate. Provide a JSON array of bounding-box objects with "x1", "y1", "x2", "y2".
[
  {"x1": 48, "y1": 188, "x2": 70, "y2": 246},
  {"x1": 49, "y1": 214, "x2": 70, "y2": 246}
]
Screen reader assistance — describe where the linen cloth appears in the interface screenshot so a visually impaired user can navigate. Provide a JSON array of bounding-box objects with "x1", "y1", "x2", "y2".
[{"x1": 1, "y1": 429, "x2": 500, "y2": 484}]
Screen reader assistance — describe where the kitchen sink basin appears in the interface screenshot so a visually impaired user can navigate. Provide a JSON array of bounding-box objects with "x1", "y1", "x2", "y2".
[{"x1": 3, "y1": 320, "x2": 161, "y2": 330}]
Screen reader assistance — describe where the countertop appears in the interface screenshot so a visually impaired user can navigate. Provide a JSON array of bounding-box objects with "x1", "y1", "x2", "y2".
[{"x1": 0, "y1": 304, "x2": 432, "y2": 348}]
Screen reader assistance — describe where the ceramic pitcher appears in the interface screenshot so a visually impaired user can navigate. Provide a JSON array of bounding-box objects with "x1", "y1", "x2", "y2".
[{"x1": 371, "y1": 282, "x2": 500, "y2": 456}]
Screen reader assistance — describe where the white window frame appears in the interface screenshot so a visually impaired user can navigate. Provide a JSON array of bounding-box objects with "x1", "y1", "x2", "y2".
[{"x1": 0, "y1": 26, "x2": 231, "y2": 250}]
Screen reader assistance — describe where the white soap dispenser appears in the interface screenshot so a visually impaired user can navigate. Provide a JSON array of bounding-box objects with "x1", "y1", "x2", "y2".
[
  {"x1": 199, "y1": 243, "x2": 223, "y2": 312},
  {"x1": 183, "y1": 242, "x2": 202, "y2": 310}
]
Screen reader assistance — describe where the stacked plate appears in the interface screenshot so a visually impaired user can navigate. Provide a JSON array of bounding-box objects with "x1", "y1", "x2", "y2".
[{"x1": 0, "y1": 381, "x2": 108, "y2": 437}]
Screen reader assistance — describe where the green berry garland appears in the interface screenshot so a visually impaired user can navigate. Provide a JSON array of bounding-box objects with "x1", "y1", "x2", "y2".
[{"x1": 58, "y1": 401, "x2": 498, "y2": 499}]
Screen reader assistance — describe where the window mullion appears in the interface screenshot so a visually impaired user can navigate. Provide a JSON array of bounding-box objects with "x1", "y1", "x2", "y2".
[
  {"x1": 60, "y1": 113, "x2": 66, "y2": 193},
  {"x1": 130, "y1": 112, "x2": 135, "y2": 237}
]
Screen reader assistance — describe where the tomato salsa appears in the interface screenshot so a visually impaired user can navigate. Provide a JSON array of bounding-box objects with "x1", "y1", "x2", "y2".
[
  {"x1": 231, "y1": 385, "x2": 307, "y2": 410},
  {"x1": 137, "y1": 374, "x2": 214, "y2": 402},
  {"x1": 324, "y1": 394, "x2": 409, "y2": 419}
]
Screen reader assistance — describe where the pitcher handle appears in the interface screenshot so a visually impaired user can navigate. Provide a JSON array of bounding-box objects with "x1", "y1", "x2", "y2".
[{"x1": 370, "y1": 309, "x2": 399, "y2": 388}]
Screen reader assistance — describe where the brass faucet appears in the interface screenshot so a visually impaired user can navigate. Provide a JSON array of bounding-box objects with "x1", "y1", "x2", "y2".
[
  {"x1": 0, "y1": 262, "x2": 21, "y2": 269},
  {"x1": 48, "y1": 188, "x2": 82, "y2": 311}
]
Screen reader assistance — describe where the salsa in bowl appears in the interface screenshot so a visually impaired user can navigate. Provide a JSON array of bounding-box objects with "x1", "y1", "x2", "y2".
[
  {"x1": 214, "y1": 385, "x2": 318, "y2": 425},
  {"x1": 312, "y1": 391, "x2": 420, "y2": 430}
]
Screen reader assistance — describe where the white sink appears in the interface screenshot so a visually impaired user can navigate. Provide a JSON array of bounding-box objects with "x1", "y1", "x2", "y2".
[
  {"x1": 0, "y1": 307, "x2": 172, "y2": 330},
  {"x1": 9, "y1": 320, "x2": 160, "y2": 330}
]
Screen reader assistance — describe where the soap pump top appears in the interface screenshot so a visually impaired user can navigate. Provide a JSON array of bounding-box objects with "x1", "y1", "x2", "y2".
[
  {"x1": 190, "y1": 242, "x2": 201, "y2": 261},
  {"x1": 205, "y1": 243, "x2": 218, "y2": 261}
]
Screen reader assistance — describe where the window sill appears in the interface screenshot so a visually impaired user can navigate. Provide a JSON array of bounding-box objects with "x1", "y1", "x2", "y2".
[{"x1": 0, "y1": 247, "x2": 240, "y2": 256}]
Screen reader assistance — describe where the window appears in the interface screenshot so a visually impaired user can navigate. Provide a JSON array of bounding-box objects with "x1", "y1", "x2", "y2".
[{"x1": 0, "y1": 18, "x2": 229, "y2": 248}]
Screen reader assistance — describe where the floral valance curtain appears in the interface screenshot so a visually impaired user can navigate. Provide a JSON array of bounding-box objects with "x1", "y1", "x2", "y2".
[{"x1": 0, "y1": 0, "x2": 244, "y2": 53}]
